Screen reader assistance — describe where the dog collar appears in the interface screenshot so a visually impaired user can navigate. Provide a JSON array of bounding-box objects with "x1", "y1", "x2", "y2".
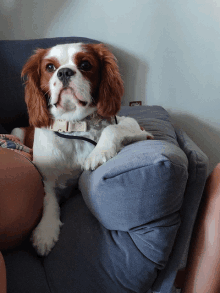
[
  {"x1": 49, "y1": 115, "x2": 118, "y2": 146},
  {"x1": 49, "y1": 112, "x2": 104, "y2": 133},
  {"x1": 48, "y1": 114, "x2": 118, "y2": 133},
  {"x1": 49, "y1": 120, "x2": 87, "y2": 133}
]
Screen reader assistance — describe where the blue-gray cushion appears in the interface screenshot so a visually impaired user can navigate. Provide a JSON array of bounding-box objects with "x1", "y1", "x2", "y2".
[
  {"x1": 152, "y1": 128, "x2": 209, "y2": 293},
  {"x1": 79, "y1": 106, "x2": 188, "y2": 232},
  {"x1": 71, "y1": 105, "x2": 187, "y2": 291}
]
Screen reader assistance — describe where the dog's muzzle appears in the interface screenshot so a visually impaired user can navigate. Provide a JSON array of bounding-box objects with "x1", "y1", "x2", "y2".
[{"x1": 57, "y1": 68, "x2": 76, "y2": 87}]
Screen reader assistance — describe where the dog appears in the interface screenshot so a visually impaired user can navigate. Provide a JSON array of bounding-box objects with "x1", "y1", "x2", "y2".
[{"x1": 13, "y1": 43, "x2": 153, "y2": 256}]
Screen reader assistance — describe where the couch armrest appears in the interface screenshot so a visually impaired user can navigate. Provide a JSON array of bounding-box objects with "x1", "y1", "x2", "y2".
[
  {"x1": 79, "y1": 140, "x2": 188, "y2": 231},
  {"x1": 152, "y1": 127, "x2": 209, "y2": 292},
  {"x1": 79, "y1": 138, "x2": 188, "y2": 270}
]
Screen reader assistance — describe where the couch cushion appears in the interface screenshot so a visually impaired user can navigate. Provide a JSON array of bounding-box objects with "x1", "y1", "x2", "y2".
[
  {"x1": 79, "y1": 106, "x2": 188, "y2": 231},
  {"x1": 3, "y1": 246, "x2": 51, "y2": 293},
  {"x1": 151, "y1": 128, "x2": 209, "y2": 292},
  {"x1": 119, "y1": 105, "x2": 179, "y2": 146},
  {"x1": 74, "y1": 105, "x2": 187, "y2": 291},
  {"x1": 44, "y1": 192, "x2": 161, "y2": 293}
]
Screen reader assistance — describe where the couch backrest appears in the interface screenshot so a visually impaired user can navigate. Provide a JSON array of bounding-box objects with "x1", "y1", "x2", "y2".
[{"x1": 0, "y1": 36, "x2": 99, "y2": 132}]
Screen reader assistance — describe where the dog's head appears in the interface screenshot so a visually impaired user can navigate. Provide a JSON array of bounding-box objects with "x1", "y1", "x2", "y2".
[{"x1": 21, "y1": 43, "x2": 124, "y2": 128}]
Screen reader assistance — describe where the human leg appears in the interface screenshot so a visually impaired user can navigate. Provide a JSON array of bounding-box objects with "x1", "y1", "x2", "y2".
[
  {"x1": 0, "y1": 148, "x2": 44, "y2": 250},
  {"x1": 0, "y1": 252, "x2": 6, "y2": 293},
  {"x1": 183, "y1": 164, "x2": 220, "y2": 292}
]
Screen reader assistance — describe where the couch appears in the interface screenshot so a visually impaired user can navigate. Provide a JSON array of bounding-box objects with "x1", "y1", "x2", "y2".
[{"x1": 0, "y1": 36, "x2": 209, "y2": 293}]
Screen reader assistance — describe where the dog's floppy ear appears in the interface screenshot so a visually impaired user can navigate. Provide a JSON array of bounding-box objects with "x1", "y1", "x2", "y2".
[
  {"x1": 21, "y1": 49, "x2": 51, "y2": 128},
  {"x1": 92, "y1": 44, "x2": 124, "y2": 118}
]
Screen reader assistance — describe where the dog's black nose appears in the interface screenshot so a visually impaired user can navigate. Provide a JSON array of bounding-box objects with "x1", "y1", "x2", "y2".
[{"x1": 57, "y1": 68, "x2": 76, "y2": 84}]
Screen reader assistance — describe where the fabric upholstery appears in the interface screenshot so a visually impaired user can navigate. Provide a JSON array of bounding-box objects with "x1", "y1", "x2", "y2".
[
  {"x1": 79, "y1": 106, "x2": 187, "y2": 232},
  {"x1": 0, "y1": 124, "x2": 7, "y2": 134},
  {"x1": 151, "y1": 128, "x2": 209, "y2": 293}
]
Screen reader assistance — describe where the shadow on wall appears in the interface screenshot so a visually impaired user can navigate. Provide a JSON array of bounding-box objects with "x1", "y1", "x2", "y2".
[
  {"x1": 0, "y1": 0, "x2": 73, "y2": 40},
  {"x1": 169, "y1": 111, "x2": 220, "y2": 174},
  {"x1": 107, "y1": 44, "x2": 148, "y2": 106}
]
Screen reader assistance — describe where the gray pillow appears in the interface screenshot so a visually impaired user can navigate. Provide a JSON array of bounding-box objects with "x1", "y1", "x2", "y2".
[
  {"x1": 79, "y1": 105, "x2": 188, "y2": 232},
  {"x1": 77, "y1": 105, "x2": 188, "y2": 283}
]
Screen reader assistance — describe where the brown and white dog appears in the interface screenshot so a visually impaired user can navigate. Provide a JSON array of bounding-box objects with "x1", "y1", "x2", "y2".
[{"x1": 13, "y1": 43, "x2": 153, "y2": 256}]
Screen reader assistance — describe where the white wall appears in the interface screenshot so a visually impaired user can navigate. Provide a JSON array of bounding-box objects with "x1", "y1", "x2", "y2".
[{"x1": 1, "y1": 0, "x2": 220, "y2": 172}]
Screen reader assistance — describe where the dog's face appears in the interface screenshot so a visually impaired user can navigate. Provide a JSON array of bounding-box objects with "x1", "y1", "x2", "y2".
[
  {"x1": 42, "y1": 43, "x2": 100, "y2": 121},
  {"x1": 22, "y1": 43, "x2": 124, "y2": 128}
]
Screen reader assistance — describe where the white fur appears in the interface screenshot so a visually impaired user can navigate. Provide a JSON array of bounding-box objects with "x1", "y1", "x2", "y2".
[
  {"x1": 19, "y1": 43, "x2": 154, "y2": 256},
  {"x1": 46, "y1": 43, "x2": 94, "y2": 121},
  {"x1": 11, "y1": 127, "x2": 25, "y2": 143}
]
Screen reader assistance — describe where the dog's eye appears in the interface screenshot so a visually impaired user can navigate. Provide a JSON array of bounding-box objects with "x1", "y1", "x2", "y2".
[
  {"x1": 46, "y1": 64, "x2": 56, "y2": 72},
  {"x1": 79, "y1": 60, "x2": 92, "y2": 71}
]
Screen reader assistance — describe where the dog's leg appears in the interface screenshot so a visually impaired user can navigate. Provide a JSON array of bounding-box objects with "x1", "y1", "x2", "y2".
[
  {"x1": 31, "y1": 182, "x2": 63, "y2": 256},
  {"x1": 83, "y1": 116, "x2": 153, "y2": 170},
  {"x1": 11, "y1": 128, "x2": 25, "y2": 143}
]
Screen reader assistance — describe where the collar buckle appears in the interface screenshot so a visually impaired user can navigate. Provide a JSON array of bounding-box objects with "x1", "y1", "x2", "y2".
[
  {"x1": 49, "y1": 120, "x2": 87, "y2": 132},
  {"x1": 68, "y1": 121, "x2": 87, "y2": 132}
]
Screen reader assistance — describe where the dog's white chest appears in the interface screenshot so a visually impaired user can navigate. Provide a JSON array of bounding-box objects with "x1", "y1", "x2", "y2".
[{"x1": 33, "y1": 127, "x2": 94, "y2": 183}]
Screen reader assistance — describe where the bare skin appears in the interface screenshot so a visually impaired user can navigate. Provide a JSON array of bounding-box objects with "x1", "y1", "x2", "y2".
[
  {"x1": 182, "y1": 163, "x2": 220, "y2": 292},
  {"x1": 0, "y1": 252, "x2": 6, "y2": 293},
  {"x1": 0, "y1": 149, "x2": 45, "y2": 293}
]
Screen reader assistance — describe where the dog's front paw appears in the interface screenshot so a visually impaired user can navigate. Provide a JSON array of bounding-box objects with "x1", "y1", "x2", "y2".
[
  {"x1": 31, "y1": 219, "x2": 63, "y2": 256},
  {"x1": 83, "y1": 146, "x2": 117, "y2": 171},
  {"x1": 144, "y1": 130, "x2": 154, "y2": 140}
]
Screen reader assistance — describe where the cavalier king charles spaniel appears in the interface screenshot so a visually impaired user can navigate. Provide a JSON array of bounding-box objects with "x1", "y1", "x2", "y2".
[{"x1": 14, "y1": 43, "x2": 153, "y2": 256}]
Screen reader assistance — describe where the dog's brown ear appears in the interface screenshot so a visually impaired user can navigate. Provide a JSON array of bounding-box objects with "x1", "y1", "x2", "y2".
[
  {"x1": 91, "y1": 44, "x2": 124, "y2": 118},
  {"x1": 21, "y1": 49, "x2": 51, "y2": 128}
]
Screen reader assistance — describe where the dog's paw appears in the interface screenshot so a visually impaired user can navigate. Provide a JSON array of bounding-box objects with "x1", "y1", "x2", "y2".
[
  {"x1": 83, "y1": 146, "x2": 117, "y2": 171},
  {"x1": 124, "y1": 130, "x2": 154, "y2": 144},
  {"x1": 144, "y1": 131, "x2": 154, "y2": 140},
  {"x1": 31, "y1": 219, "x2": 63, "y2": 256}
]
